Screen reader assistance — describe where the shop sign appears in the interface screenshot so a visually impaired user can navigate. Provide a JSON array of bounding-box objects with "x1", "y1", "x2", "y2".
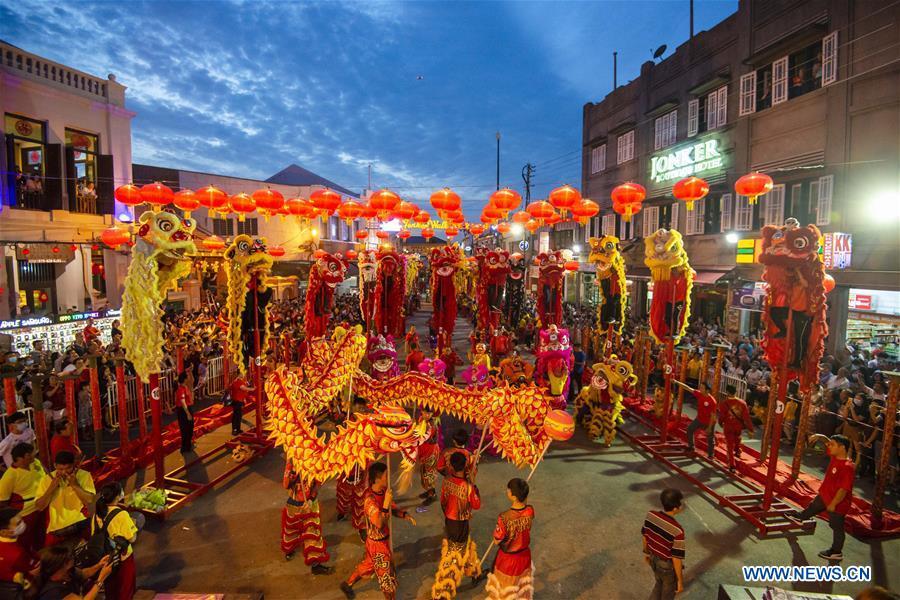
[
  {"x1": 0, "y1": 308, "x2": 121, "y2": 331},
  {"x1": 730, "y1": 282, "x2": 766, "y2": 311},
  {"x1": 848, "y1": 288, "x2": 900, "y2": 316},
  {"x1": 650, "y1": 139, "x2": 723, "y2": 184},
  {"x1": 735, "y1": 238, "x2": 762, "y2": 264},
  {"x1": 27, "y1": 150, "x2": 42, "y2": 165},
  {"x1": 0, "y1": 316, "x2": 53, "y2": 330},
  {"x1": 848, "y1": 294, "x2": 872, "y2": 311},
  {"x1": 822, "y1": 232, "x2": 851, "y2": 270}
]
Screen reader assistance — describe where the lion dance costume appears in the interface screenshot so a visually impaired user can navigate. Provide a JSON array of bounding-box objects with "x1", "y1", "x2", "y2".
[
  {"x1": 431, "y1": 245, "x2": 462, "y2": 345},
  {"x1": 476, "y1": 247, "x2": 510, "y2": 333},
  {"x1": 374, "y1": 248, "x2": 407, "y2": 337},
  {"x1": 504, "y1": 252, "x2": 527, "y2": 329},
  {"x1": 485, "y1": 504, "x2": 535, "y2": 600},
  {"x1": 431, "y1": 472, "x2": 482, "y2": 600},
  {"x1": 644, "y1": 229, "x2": 694, "y2": 344},
  {"x1": 536, "y1": 251, "x2": 564, "y2": 327},
  {"x1": 358, "y1": 250, "x2": 377, "y2": 331},
  {"x1": 224, "y1": 235, "x2": 274, "y2": 377},
  {"x1": 281, "y1": 462, "x2": 330, "y2": 567},
  {"x1": 588, "y1": 235, "x2": 627, "y2": 335},
  {"x1": 759, "y1": 218, "x2": 827, "y2": 380},
  {"x1": 535, "y1": 325, "x2": 573, "y2": 407},
  {"x1": 121, "y1": 211, "x2": 197, "y2": 382},
  {"x1": 575, "y1": 356, "x2": 636, "y2": 446},
  {"x1": 367, "y1": 334, "x2": 399, "y2": 381},
  {"x1": 304, "y1": 251, "x2": 349, "y2": 338}
]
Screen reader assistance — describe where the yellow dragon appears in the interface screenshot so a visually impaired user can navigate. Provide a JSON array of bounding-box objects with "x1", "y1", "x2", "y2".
[
  {"x1": 121, "y1": 211, "x2": 196, "y2": 382},
  {"x1": 575, "y1": 356, "x2": 637, "y2": 446},
  {"x1": 588, "y1": 235, "x2": 627, "y2": 336}
]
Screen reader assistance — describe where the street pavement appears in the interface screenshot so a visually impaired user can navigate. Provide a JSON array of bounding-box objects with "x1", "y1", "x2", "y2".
[{"x1": 131, "y1": 307, "x2": 899, "y2": 599}]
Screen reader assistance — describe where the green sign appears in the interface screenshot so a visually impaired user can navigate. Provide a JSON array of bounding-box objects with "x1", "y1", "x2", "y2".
[{"x1": 650, "y1": 139, "x2": 723, "y2": 184}]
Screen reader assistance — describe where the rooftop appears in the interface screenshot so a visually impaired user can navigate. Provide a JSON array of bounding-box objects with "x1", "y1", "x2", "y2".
[{"x1": 266, "y1": 164, "x2": 358, "y2": 198}]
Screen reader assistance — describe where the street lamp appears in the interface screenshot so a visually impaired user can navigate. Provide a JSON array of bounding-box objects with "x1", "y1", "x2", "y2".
[{"x1": 725, "y1": 232, "x2": 739, "y2": 244}]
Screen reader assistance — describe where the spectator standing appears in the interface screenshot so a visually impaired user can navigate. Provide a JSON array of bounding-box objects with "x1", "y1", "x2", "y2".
[
  {"x1": 641, "y1": 488, "x2": 686, "y2": 599},
  {"x1": 82, "y1": 319, "x2": 101, "y2": 345},
  {"x1": 34, "y1": 451, "x2": 95, "y2": 546},
  {"x1": 0, "y1": 413, "x2": 36, "y2": 468},
  {"x1": 0, "y1": 443, "x2": 47, "y2": 551},
  {"x1": 175, "y1": 372, "x2": 194, "y2": 454},
  {"x1": 49, "y1": 420, "x2": 82, "y2": 465},
  {"x1": 92, "y1": 483, "x2": 138, "y2": 600}
]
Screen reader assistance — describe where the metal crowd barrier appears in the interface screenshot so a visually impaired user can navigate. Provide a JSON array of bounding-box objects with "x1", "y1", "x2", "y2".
[{"x1": 0, "y1": 406, "x2": 36, "y2": 433}]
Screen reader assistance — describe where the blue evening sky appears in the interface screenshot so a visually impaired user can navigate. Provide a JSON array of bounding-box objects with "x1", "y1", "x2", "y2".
[{"x1": 1, "y1": 0, "x2": 736, "y2": 217}]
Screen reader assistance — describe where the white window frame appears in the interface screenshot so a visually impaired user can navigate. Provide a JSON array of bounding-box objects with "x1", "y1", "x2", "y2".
[
  {"x1": 822, "y1": 32, "x2": 838, "y2": 86},
  {"x1": 772, "y1": 56, "x2": 789, "y2": 105},
  {"x1": 687, "y1": 99, "x2": 699, "y2": 137},
  {"x1": 618, "y1": 215, "x2": 635, "y2": 240},
  {"x1": 716, "y1": 85, "x2": 727, "y2": 128},
  {"x1": 816, "y1": 174, "x2": 833, "y2": 226},
  {"x1": 591, "y1": 144, "x2": 606, "y2": 174},
  {"x1": 720, "y1": 194, "x2": 733, "y2": 232},
  {"x1": 670, "y1": 202, "x2": 680, "y2": 231},
  {"x1": 602, "y1": 213, "x2": 616, "y2": 237},
  {"x1": 686, "y1": 198, "x2": 706, "y2": 235},
  {"x1": 734, "y1": 196, "x2": 753, "y2": 231},
  {"x1": 761, "y1": 184, "x2": 785, "y2": 227},
  {"x1": 706, "y1": 90, "x2": 718, "y2": 130},
  {"x1": 654, "y1": 112, "x2": 677, "y2": 150},
  {"x1": 739, "y1": 72, "x2": 756, "y2": 116},
  {"x1": 642, "y1": 205, "x2": 660, "y2": 237},
  {"x1": 617, "y1": 130, "x2": 635, "y2": 164}
]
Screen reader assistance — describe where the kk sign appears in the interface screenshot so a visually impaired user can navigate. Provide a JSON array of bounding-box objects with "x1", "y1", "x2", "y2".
[
  {"x1": 650, "y1": 139, "x2": 724, "y2": 184},
  {"x1": 822, "y1": 232, "x2": 852, "y2": 270}
]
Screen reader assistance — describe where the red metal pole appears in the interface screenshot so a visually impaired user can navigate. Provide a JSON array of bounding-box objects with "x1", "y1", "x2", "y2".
[
  {"x1": 871, "y1": 371, "x2": 899, "y2": 528},
  {"x1": 253, "y1": 279, "x2": 263, "y2": 440},
  {"x1": 135, "y1": 377, "x2": 148, "y2": 439},
  {"x1": 176, "y1": 345, "x2": 184, "y2": 375},
  {"x1": 223, "y1": 346, "x2": 232, "y2": 389},
  {"x1": 3, "y1": 376, "x2": 16, "y2": 415},
  {"x1": 115, "y1": 362, "x2": 130, "y2": 459},
  {"x1": 89, "y1": 360, "x2": 102, "y2": 458},
  {"x1": 149, "y1": 373, "x2": 164, "y2": 488},
  {"x1": 63, "y1": 377, "x2": 78, "y2": 447},
  {"x1": 660, "y1": 337, "x2": 675, "y2": 443},
  {"x1": 762, "y1": 311, "x2": 794, "y2": 510},
  {"x1": 283, "y1": 332, "x2": 291, "y2": 365}
]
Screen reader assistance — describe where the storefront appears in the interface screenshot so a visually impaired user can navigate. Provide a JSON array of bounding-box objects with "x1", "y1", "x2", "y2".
[
  {"x1": 846, "y1": 288, "x2": 900, "y2": 361},
  {"x1": 0, "y1": 307, "x2": 121, "y2": 355}
]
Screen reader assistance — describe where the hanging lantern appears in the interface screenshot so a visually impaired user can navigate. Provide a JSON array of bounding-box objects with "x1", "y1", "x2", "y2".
[
  {"x1": 376, "y1": 230, "x2": 390, "y2": 240},
  {"x1": 543, "y1": 212, "x2": 562, "y2": 226},
  {"x1": 823, "y1": 273, "x2": 836, "y2": 293},
  {"x1": 398, "y1": 230, "x2": 412, "y2": 240},
  {"x1": 445, "y1": 227, "x2": 459, "y2": 237},
  {"x1": 173, "y1": 189, "x2": 200, "y2": 217},
  {"x1": 511, "y1": 211, "x2": 531, "y2": 224},
  {"x1": 564, "y1": 260, "x2": 580, "y2": 272},
  {"x1": 470, "y1": 224, "x2": 485, "y2": 235},
  {"x1": 39, "y1": 291, "x2": 49, "y2": 303},
  {"x1": 430, "y1": 188, "x2": 461, "y2": 216},
  {"x1": 337, "y1": 200, "x2": 364, "y2": 224},
  {"x1": 611, "y1": 182, "x2": 646, "y2": 222},
  {"x1": 100, "y1": 226, "x2": 131, "y2": 248},
  {"x1": 310, "y1": 188, "x2": 342, "y2": 216},
  {"x1": 21, "y1": 248, "x2": 30, "y2": 256},
  {"x1": 51, "y1": 246, "x2": 60, "y2": 253},
  {"x1": 734, "y1": 172, "x2": 773, "y2": 205},
  {"x1": 526, "y1": 200, "x2": 555, "y2": 220},
  {"x1": 446, "y1": 210, "x2": 465, "y2": 225},
  {"x1": 569, "y1": 199, "x2": 600, "y2": 224},
  {"x1": 229, "y1": 193, "x2": 256, "y2": 222},
  {"x1": 360, "y1": 203, "x2": 378, "y2": 220},
  {"x1": 202, "y1": 235, "x2": 226, "y2": 251},
  {"x1": 69, "y1": 244, "x2": 78, "y2": 251},
  {"x1": 252, "y1": 188, "x2": 285, "y2": 221},
  {"x1": 345, "y1": 249, "x2": 358, "y2": 260},
  {"x1": 267, "y1": 245, "x2": 286, "y2": 257},
  {"x1": 480, "y1": 214, "x2": 494, "y2": 224},
  {"x1": 369, "y1": 189, "x2": 402, "y2": 219},
  {"x1": 482, "y1": 205, "x2": 503, "y2": 222},
  {"x1": 114, "y1": 183, "x2": 143, "y2": 208},
  {"x1": 91, "y1": 263, "x2": 104, "y2": 276},
  {"x1": 421, "y1": 228, "x2": 435, "y2": 240},
  {"x1": 490, "y1": 188, "x2": 522, "y2": 216},
  {"x1": 672, "y1": 176, "x2": 709, "y2": 211},
  {"x1": 394, "y1": 201, "x2": 418, "y2": 221},
  {"x1": 549, "y1": 184, "x2": 581, "y2": 215},
  {"x1": 355, "y1": 229, "x2": 370, "y2": 241},
  {"x1": 525, "y1": 219, "x2": 541, "y2": 233},
  {"x1": 497, "y1": 222, "x2": 512, "y2": 234},
  {"x1": 195, "y1": 185, "x2": 229, "y2": 214},
  {"x1": 139, "y1": 182, "x2": 174, "y2": 210},
  {"x1": 287, "y1": 197, "x2": 316, "y2": 218},
  {"x1": 413, "y1": 210, "x2": 431, "y2": 224}
]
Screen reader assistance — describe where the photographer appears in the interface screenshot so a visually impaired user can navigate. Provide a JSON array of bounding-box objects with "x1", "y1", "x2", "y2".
[
  {"x1": 37, "y1": 545, "x2": 112, "y2": 600},
  {"x1": 90, "y1": 483, "x2": 137, "y2": 600}
]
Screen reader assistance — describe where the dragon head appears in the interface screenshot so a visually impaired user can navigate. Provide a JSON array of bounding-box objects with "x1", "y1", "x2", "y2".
[
  {"x1": 538, "y1": 325, "x2": 571, "y2": 396},
  {"x1": 644, "y1": 228, "x2": 688, "y2": 278},
  {"x1": 536, "y1": 250, "x2": 564, "y2": 284},
  {"x1": 313, "y1": 252, "x2": 349, "y2": 288},
  {"x1": 760, "y1": 219, "x2": 821, "y2": 268},
  {"x1": 588, "y1": 235, "x2": 622, "y2": 277},
  {"x1": 367, "y1": 334, "x2": 398, "y2": 376},
  {"x1": 417, "y1": 357, "x2": 447, "y2": 379},
  {"x1": 369, "y1": 404, "x2": 428, "y2": 460},
  {"x1": 509, "y1": 252, "x2": 527, "y2": 280},
  {"x1": 590, "y1": 355, "x2": 637, "y2": 397},
  {"x1": 135, "y1": 210, "x2": 197, "y2": 284},
  {"x1": 359, "y1": 250, "x2": 377, "y2": 283},
  {"x1": 224, "y1": 234, "x2": 273, "y2": 277}
]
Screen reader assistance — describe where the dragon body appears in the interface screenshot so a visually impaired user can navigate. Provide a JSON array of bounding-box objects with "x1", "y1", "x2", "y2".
[
  {"x1": 374, "y1": 249, "x2": 407, "y2": 337},
  {"x1": 536, "y1": 251, "x2": 564, "y2": 327},
  {"x1": 644, "y1": 229, "x2": 694, "y2": 344},
  {"x1": 224, "y1": 235, "x2": 274, "y2": 377},
  {"x1": 304, "y1": 252, "x2": 349, "y2": 338},
  {"x1": 121, "y1": 211, "x2": 197, "y2": 382},
  {"x1": 575, "y1": 356, "x2": 636, "y2": 446},
  {"x1": 588, "y1": 235, "x2": 627, "y2": 335}
]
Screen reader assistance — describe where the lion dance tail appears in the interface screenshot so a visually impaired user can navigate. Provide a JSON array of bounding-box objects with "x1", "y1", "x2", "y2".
[
  {"x1": 431, "y1": 538, "x2": 481, "y2": 600},
  {"x1": 484, "y1": 566, "x2": 535, "y2": 600}
]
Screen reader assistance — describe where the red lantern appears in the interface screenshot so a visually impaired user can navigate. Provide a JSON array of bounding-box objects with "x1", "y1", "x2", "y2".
[
  {"x1": 202, "y1": 235, "x2": 226, "y2": 251},
  {"x1": 369, "y1": 189, "x2": 401, "y2": 219},
  {"x1": 526, "y1": 200, "x2": 555, "y2": 220},
  {"x1": 394, "y1": 201, "x2": 418, "y2": 221},
  {"x1": 337, "y1": 200, "x2": 364, "y2": 224},
  {"x1": 355, "y1": 229, "x2": 370, "y2": 241},
  {"x1": 91, "y1": 263, "x2": 104, "y2": 275},
  {"x1": 114, "y1": 183, "x2": 143, "y2": 207},
  {"x1": 310, "y1": 188, "x2": 342, "y2": 216},
  {"x1": 564, "y1": 260, "x2": 579, "y2": 272},
  {"x1": 376, "y1": 230, "x2": 390, "y2": 240},
  {"x1": 496, "y1": 222, "x2": 511, "y2": 234},
  {"x1": 511, "y1": 211, "x2": 531, "y2": 224},
  {"x1": 21, "y1": 248, "x2": 30, "y2": 256},
  {"x1": 91, "y1": 244, "x2": 99, "y2": 251},
  {"x1": 445, "y1": 227, "x2": 459, "y2": 237},
  {"x1": 100, "y1": 226, "x2": 130, "y2": 248},
  {"x1": 430, "y1": 188, "x2": 461, "y2": 214},
  {"x1": 69, "y1": 244, "x2": 78, "y2": 251},
  {"x1": 549, "y1": 184, "x2": 581, "y2": 215},
  {"x1": 38, "y1": 291, "x2": 49, "y2": 303},
  {"x1": 413, "y1": 210, "x2": 431, "y2": 224},
  {"x1": 398, "y1": 230, "x2": 412, "y2": 240},
  {"x1": 345, "y1": 249, "x2": 358, "y2": 260},
  {"x1": 446, "y1": 210, "x2": 465, "y2": 225},
  {"x1": 360, "y1": 203, "x2": 378, "y2": 220},
  {"x1": 490, "y1": 188, "x2": 521, "y2": 215},
  {"x1": 52, "y1": 246, "x2": 60, "y2": 253},
  {"x1": 252, "y1": 188, "x2": 285, "y2": 220},
  {"x1": 469, "y1": 224, "x2": 485, "y2": 235},
  {"x1": 824, "y1": 273, "x2": 836, "y2": 293},
  {"x1": 421, "y1": 228, "x2": 435, "y2": 240},
  {"x1": 672, "y1": 177, "x2": 709, "y2": 211},
  {"x1": 611, "y1": 182, "x2": 646, "y2": 222},
  {"x1": 173, "y1": 189, "x2": 200, "y2": 217},
  {"x1": 525, "y1": 219, "x2": 541, "y2": 233},
  {"x1": 195, "y1": 185, "x2": 229, "y2": 213},
  {"x1": 229, "y1": 193, "x2": 256, "y2": 221},
  {"x1": 482, "y1": 205, "x2": 503, "y2": 222},
  {"x1": 287, "y1": 198, "x2": 316, "y2": 218},
  {"x1": 267, "y1": 245, "x2": 286, "y2": 257},
  {"x1": 139, "y1": 182, "x2": 174, "y2": 209},
  {"x1": 570, "y1": 199, "x2": 600, "y2": 224},
  {"x1": 734, "y1": 172, "x2": 774, "y2": 206},
  {"x1": 480, "y1": 214, "x2": 494, "y2": 224},
  {"x1": 543, "y1": 212, "x2": 562, "y2": 226}
]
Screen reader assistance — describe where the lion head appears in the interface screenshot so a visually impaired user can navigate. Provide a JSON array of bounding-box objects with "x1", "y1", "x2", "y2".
[
  {"x1": 359, "y1": 250, "x2": 377, "y2": 283},
  {"x1": 588, "y1": 235, "x2": 622, "y2": 277},
  {"x1": 313, "y1": 252, "x2": 349, "y2": 288},
  {"x1": 135, "y1": 210, "x2": 197, "y2": 286},
  {"x1": 760, "y1": 219, "x2": 821, "y2": 268},
  {"x1": 509, "y1": 252, "x2": 526, "y2": 281},
  {"x1": 367, "y1": 334, "x2": 398, "y2": 376},
  {"x1": 536, "y1": 251, "x2": 564, "y2": 284},
  {"x1": 431, "y1": 246, "x2": 460, "y2": 278},
  {"x1": 590, "y1": 355, "x2": 637, "y2": 397},
  {"x1": 224, "y1": 235, "x2": 274, "y2": 277},
  {"x1": 538, "y1": 325, "x2": 571, "y2": 396},
  {"x1": 376, "y1": 248, "x2": 402, "y2": 278},
  {"x1": 644, "y1": 228, "x2": 688, "y2": 279}
]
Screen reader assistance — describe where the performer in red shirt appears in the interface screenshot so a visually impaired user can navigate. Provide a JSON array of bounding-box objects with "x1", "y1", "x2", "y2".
[
  {"x1": 229, "y1": 375, "x2": 254, "y2": 436},
  {"x1": 82, "y1": 318, "x2": 101, "y2": 344},
  {"x1": 437, "y1": 429, "x2": 473, "y2": 478},
  {"x1": 431, "y1": 452, "x2": 482, "y2": 598},
  {"x1": 717, "y1": 385, "x2": 754, "y2": 472},
  {"x1": 674, "y1": 380, "x2": 717, "y2": 458},
  {"x1": 789, "y1": 434, "x2": 855, "y2": 561},
  {"x1": 485, "y1": 478, "x2": 535, "y2": 600},
  {"x1": 416, "y1": 410, "x2": 440, "y2": 506},
  {"x1": 280, "y1": 462, "x2": 334, "y2": 575},
  {"x1": 340, "y1": 463, "x2": 416, "y2": 600},
  {"x1": 404, "y1": 342, "x2": 425, "y2": 373}
]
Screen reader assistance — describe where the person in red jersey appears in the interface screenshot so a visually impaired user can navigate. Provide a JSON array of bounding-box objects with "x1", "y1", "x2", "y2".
[
  {"x1": 485, "y1": 478, "x2": 535, "y2": 600},
  {"x1": 431, "y1": 451, "x2": 482, "y2": 598},
  {"x1": 674, "y1": 380, "x2": 717, "y2": 458},
  {"x1": 437, "y1": 429, "x2": 473, "y2": 478},
  {"x1": 788, "y1": 434, "x2": 855, "y2": 562},
  {"x1": 416, "y1": 409, "x2": 440, "y2": 506},
  {"x1": 641, "y1": 488, "x2": 685, "y2": 599},
  {"x1": 0, "y1": 507, "x2": 39, "y2": 594},
  {"x1": 280, "y1": 462, "x2": 334, "y2": 575},
  {"x1": 340, "y1": 462, "x2": 416, "y2": 600},
  {"x1": 718, "y1": 384, "x2": 754, "y2": 472}
]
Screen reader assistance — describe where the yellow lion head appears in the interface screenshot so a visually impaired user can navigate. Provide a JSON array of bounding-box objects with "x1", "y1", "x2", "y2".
[
  {"x1": 224, "y1": 234, "x2": 274, "y2": 277},
  {"x1": 590, "y1": 355, "x2": 637, "y2": 398},
  {"x1": 588, "y1": 235, "x2": 622, "y2": 279},
  {"x1": 135, "y1": 210, "x2": 198, "y2": 288},
  {"x1": 644, "y1": 228, "x2": 688, "y2": 280}
]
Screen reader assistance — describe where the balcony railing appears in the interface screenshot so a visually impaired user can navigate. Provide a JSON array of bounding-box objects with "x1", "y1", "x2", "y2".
[{"x1": 1, "y1": 41, "x2": 109, "y2": 101}]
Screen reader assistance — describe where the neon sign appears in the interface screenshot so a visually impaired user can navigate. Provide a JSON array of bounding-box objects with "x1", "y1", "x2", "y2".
[{"x1": 650, "y1": 139, "x2": 723, "y2": 184}]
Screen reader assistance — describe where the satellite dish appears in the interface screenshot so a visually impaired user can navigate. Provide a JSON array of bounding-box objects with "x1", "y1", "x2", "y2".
[{"x1": 653, "y1": 45, "x2": 667, "y2": 60}]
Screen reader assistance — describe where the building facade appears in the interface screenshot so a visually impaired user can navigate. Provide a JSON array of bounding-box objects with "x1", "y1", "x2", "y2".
[
  {"x1": 581, "y1": 0, "x2": 900, "y2": 355},
  {"x1": 1, "y1": 40, "x2": 135, "y2": 320}
]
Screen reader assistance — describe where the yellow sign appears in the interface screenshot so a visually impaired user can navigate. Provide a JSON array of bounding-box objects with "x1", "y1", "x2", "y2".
[{"x1": 735, "y1": 239, "x2": 762, "y2": 264}]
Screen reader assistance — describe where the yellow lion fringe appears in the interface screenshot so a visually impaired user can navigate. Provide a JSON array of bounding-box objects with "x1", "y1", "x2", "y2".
[
  {"x1": 121, "y1": 248, "x2": 165, "y2": 383},
  {"x1": 430, "y1": 538, "x2": 480, "y2": 600}
]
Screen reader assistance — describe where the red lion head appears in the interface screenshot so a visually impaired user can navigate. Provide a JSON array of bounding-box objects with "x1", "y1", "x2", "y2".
[
  {"x1": 314, "y1": 252, "x2": 349, "y2": 288},
  {"x1": 536, "y1": 250, "x2": 564, "y2": 284},
  {"x1": 431, "y1": 246, "x2": 458, "y2": 278},
  {"x1": 760, "y1": 219, "x2": 821, "y2": 267},
  {"x1": 376, "y1": 249, "x2": 402, "y2": 277},
  {"x1": 509, "y1": 252, "x2": 526, "y2": 280}
]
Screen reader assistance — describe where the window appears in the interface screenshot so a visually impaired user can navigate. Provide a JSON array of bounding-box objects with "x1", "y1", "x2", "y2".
[
  {"x1": 715, "y1": 86, "x2": 727, "y2": 128},
  {"x1": 618, "y1": 215, "x2": 635, "y2": 241},
  {"x1": 822, "y1": 32, "x2": 838, "y2": 86},
  {"x1": 772, "y1": 56, "x2": 788, "y2": 105},
  {"x1": 65, "y1": 128, "x2": 100, "y2": 213},
  {"x1": 686, "y1": 199, "x2": 706, "y2": 235},
  {"x1": 602, "y1": 213, "x2": 616, "y2": 237},
  {"x1": 667, "y1": 202, "x2": 680, "y2": 231},
  {"x1": 739, "y1": 72, "x2": 757, "y2": 116},
  {"x1": 816, "y1": 174, "x2": 833, "y2": 226},
  {"x1": 590, "y1": 144, "x2": 606, "y2": 174},
  {"x1": 237, "y1": 218, "x2": 258, "y2": 236},
  {"x1": 761, "y1": 185, "x2": 785, "y2": 226},
  {"x1": 616, "y1": 130, "x2": 634, "y2": 164},
  {"x1": 654, "y1": 111, "x2": 677, "y2": 150},
  {"x1": 734, "y1": 196, "x2": 753, "y2": 231},
  {"x1": 212, "y1": 218, "x2": 234, "y2": 237},
  {"x1": 687, "y1": 99, "x2": 699, "y2": 137},
  {"x1": 5, "y1": 114, "x2": 48, "y2": 209},
  {"x1": 720, "y1": 194, "x2": 733, "y2": 232},
  {"x1": 642, "y1": 205, "x2": 660, "y2": 237},
  {"x1": 328, "y1": 216, "x2": 338, "y2": 240}
]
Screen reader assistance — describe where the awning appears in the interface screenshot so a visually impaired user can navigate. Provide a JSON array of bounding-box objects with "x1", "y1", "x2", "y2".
[
  {"x1": 716, "y1": 265, "x2": 764, "y2": 284},
  {"x1": 693, "y1": 270, "x2": 731, "y2": 285}
]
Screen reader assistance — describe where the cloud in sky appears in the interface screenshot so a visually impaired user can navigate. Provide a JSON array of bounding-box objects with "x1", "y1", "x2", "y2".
[{"x1": 1, "y1": 0, "x2": 736, "y2": 217}]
